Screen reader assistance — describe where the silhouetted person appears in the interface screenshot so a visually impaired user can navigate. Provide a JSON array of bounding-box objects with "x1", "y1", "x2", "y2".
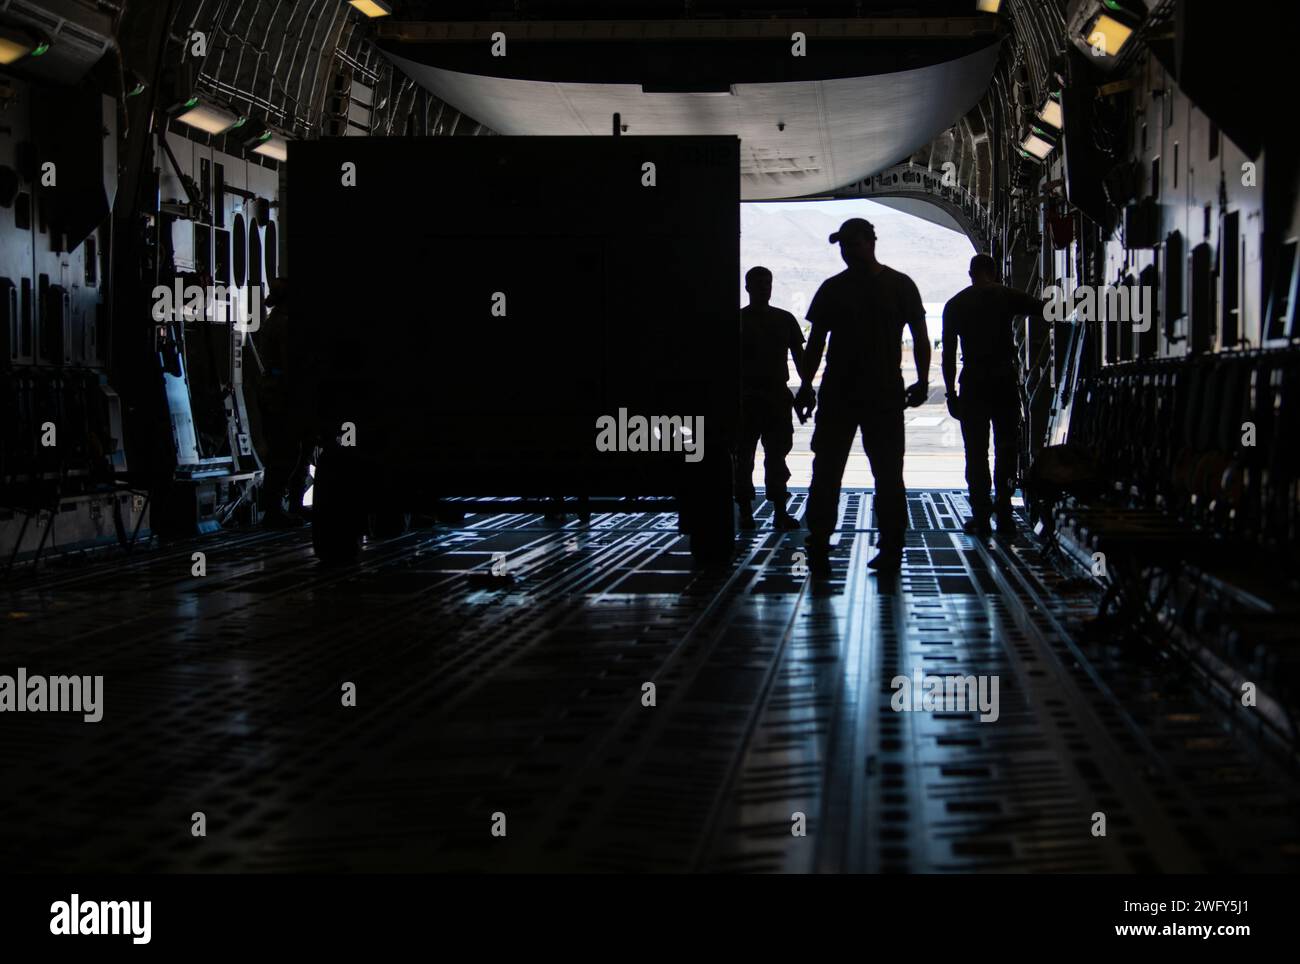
[
  {"x1": 246, "y1": 278, "x2": 310, "y2": 527},
  {"x1": 796, "y1": 218, "x2": 930, "y2": 574},
  {"x1": 736, "y1": 266, "x2": 805, "y2": 531},
  {"x1": 942, "y1": 254, "x2": 1045, "y2": 536}
]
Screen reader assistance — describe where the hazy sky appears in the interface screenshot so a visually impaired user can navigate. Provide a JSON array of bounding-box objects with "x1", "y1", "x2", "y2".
[{"x1": 740, "y1": 197, "x2": 976, "y2": 329}]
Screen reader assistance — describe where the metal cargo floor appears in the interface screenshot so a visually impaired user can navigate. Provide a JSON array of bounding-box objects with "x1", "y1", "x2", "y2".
[{"x1": 1, "y1": 490, "x2": 1296, "y2": 872}]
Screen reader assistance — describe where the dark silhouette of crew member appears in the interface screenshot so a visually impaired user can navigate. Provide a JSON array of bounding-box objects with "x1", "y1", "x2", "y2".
[
  {"x1": 941, "y1": 254, "x2": 1046, "y2": 536},
  {"x1": 796, "y1": 218, "x2": 930, "y2": 574},
  {"x1": 246, "y1": 278, "x2": 311, "y2": 527},
  {"x1": 736, "y1": 266, "x2": 805, "y2": 531}
]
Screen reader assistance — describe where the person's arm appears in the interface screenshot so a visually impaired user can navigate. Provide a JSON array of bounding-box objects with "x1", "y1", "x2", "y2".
[
  {"x1": 941, "y1": 303, "x2": 958, "y2": 397},
  {"x1": 799, "y1": 286, "x2": 828, "y2": 391},
  {"x1": 904, "y1": 277, "x2": 929, "y2": 406},
  {"x1": 941, "y1": 302, "x2": 961, "y2": 419},
  {"x1": 800, "y1": 324, "x2": 826, "y2": 389},
  {"x1": 1006, "y1": 286, "x2": 1048, "y2": 320},
  {"x1": 907, "y1": 314, "x2": 931, "y2": 406},
  {"x1": 788, "y1": 314, "x2": 806, "y2": 379},
  {"x1": 911, "y1": 317, "x2": 930, "y2": 386},
  {"x1": 794, "y1": 322, "x2": 825, "y2": 422}
]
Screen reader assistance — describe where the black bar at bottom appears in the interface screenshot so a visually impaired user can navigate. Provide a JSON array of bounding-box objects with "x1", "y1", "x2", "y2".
[{"x1": 0, "y1": 874, "x2": 1280, "y2": 951}]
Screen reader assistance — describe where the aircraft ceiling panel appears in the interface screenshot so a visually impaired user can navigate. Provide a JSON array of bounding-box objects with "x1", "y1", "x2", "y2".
[{"x1": 383, "y1": 42, "x2": 999, "y2": 200}]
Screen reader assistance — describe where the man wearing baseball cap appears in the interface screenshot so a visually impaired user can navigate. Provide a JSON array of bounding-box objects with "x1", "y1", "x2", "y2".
[{"x1": 794, "y1": 217, "x2": 930, "y2": 574}]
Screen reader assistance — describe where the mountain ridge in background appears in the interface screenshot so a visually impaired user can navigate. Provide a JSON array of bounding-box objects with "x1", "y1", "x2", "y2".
[{"x1": 740, "y1": 199, "x2": 977, "y2": 328}]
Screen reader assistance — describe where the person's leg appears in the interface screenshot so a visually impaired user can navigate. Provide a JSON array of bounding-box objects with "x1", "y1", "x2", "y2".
[
  {"x1": 804, "y1": 407, "x2": 857, "y2": 553},
  {"x1": 261, "y1": 419, "x2": 304, "y2": 526},
  {"x1": 761, "y1": 391, "x2": 795, "y2": 523},
  {"x1": 735, "y1": 398, "x2": 763, "y2": 527},
  {"x1": 960, "y1": 381, "x2": 994, "y2": 530},
  {"x1": 862, "y1": 406, "x2": 907, "y2": 562},
  {"x1": 990, "y1": 378, "x2": 1022, "y2": 530}
]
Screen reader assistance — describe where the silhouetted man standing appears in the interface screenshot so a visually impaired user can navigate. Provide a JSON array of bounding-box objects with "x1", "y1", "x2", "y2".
[
  {"x1": 736, "y1": 266, "x2": 805, "y2": 531},
  {"x1": 247, "y1": 278, "x2": 310, "y2": 527},
  {"x1": 796, "y1": 218, "x2": 930, "y2": 574},
  {"x1": 942, "y1": 254, "x2": 1045, "y2": 536}
]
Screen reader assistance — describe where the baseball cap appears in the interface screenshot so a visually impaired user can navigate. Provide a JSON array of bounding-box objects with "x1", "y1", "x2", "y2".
[{"x1": 828, "y1": 218, "x2": 876, "y2": 244}]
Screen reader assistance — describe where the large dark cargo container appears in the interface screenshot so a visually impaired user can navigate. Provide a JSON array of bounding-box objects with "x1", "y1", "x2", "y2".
[{"x1": 289, "y1": 135, "x2": 740, "y2": 562}]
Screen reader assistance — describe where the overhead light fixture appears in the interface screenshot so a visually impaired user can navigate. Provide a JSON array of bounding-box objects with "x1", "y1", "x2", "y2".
[
  {"x1": 173, "y1": 98, "x2": 244, "y2": 135},
  {"x1": 249, "y1": 130, "x2": 288, "y2": 162},
  {"x1": 1086, "y1": 13, "x2": 1134, "y2": 56},
  {"x1": 347, "y1": 0, "x2": 392, "y2": 17},
  {"x1": 1020, "y1": 127, "x2": 1057, "y2": 161},
  {"x1": 1037, "y1": 94, "x2": 1064, "y2": 130},
  {"x1": 0, "y1": 25, "x2": 42, "y2": 65},
  {"x1": 1067, "y1": 0, "x2": 1145, "y2": 67},
  {"x1": 976, "y1": 0, "x2": 1002, "y2": 12}
]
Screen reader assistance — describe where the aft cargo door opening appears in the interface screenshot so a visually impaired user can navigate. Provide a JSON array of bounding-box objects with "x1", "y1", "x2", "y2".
[{"x1": 740, "y1": 197, "x2": 976, "y2": 491}]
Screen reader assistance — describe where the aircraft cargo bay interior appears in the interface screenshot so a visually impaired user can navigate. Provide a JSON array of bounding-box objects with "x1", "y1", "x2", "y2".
[{"x1": 0, "y1": 0, "x2": 1297, "y2": 936}]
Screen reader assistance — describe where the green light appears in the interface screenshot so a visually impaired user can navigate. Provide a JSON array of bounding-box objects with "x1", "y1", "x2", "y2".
[
  {"x1": 31, "y1": 41, "x2": 49, "y2": 56},
  {"x1": 229, "y1": 116, "x2": 247, "y2": 130},
  {"x1": 127, "y1": 83, "x2": 146, "y2": 97},
  {"x1": 183, "y1": 96, "x2": 199, "y2": 108}
]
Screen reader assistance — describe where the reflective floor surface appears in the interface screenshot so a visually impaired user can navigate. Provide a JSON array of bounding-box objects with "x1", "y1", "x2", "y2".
[{"x1": 2, "y1": 490, "x2": 1297, "y2": 872}]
